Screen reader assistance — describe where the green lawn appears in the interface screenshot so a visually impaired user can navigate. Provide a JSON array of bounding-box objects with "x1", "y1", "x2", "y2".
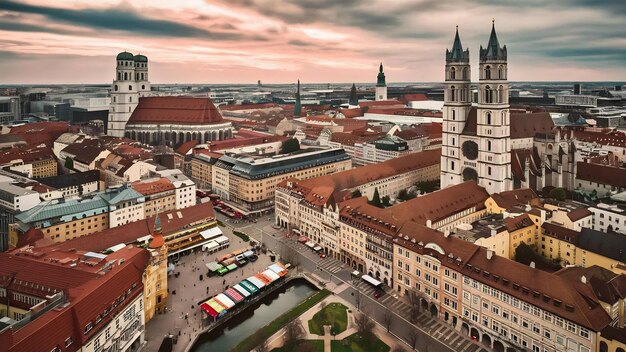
[
  {"x1": 271, "y1": 340, "x2": 324, "y2": 352},
  {"x1": 308, "y1": 302, "x2": 348, "y2": 336},
  {"x1": 330, "y1": 332, "x2": 390, "y2": 352}
]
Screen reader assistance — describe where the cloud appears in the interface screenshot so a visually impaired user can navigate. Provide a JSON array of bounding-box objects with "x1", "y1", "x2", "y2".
[{"x1": 0, "y1": 0, "x2": 261, "y2": 41}]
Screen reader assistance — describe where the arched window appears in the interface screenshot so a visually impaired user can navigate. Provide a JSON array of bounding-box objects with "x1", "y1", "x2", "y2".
[
  {"x1": 123, "y1": 72, "x2": 128, "y2": 80},
  {"x1": 129, "y1": 96, "x2": 132, "y2": 103},
  {"x1": 136, "y1": 73, "x2": 139, "y2": 80},
  {"x1": 498, "y1": 85, "x2": 504, "y2": 103},
  {"x1": 498, "y1": 65, "x2": 504, "y2": 79},
  {"x1": 117, "y1": 72, "x2": 121, "y2": 80},
  {"x1": 450, "y1": 67, "x2": 456, "y2": 80},
  {"x1": 450, "y1": 86, "x2": 456, "y2": 102},
  {"x1": 463, "y1": 67, "x2": 468, "y2": 80},
  {"x1": 452, "y1": 109, "x2": 456, "y2": 121},
  {"x1": 113, "y1": 96, "x2": 116, "y2": 103},
  {"x1": 142, "y1": 85, "x2": 145, "y2": 90},
  {"x1": 114, "y1": 85, "x2": 118, "y2": 92},
  {"x1": 487, "y1": 140, "x2": 492, "y2": 151},
  {"x1": 616, "y1": 347, "x2": 625, "y2": 352},
  {"x1": 486, "y1": 112, "x2": 492, "y2": 125},
  {"x1": 128, "y1": 107, "x2": 131, "y2": 112},
  {"x1": 485, "y1": 86, "x2": 493, "y2": 103},
  {"x1": 599, "y1": 341, "x2": 608, "y2": 352},
  {"x1": 485, "y1": 66, "x2": 491, "y2": 80},
  {"x1": 128, "y1": 85, "x2": 132, "y2": 91}
]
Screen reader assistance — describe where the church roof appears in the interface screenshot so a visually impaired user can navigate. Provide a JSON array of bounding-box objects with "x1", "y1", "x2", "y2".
[
  {"x1": 462, "y1": 108, "x2": 554, "y2": 139},
  {"x1": 376, "y1": 63, "x2": 386, "y2": 87},
  {"x1": 480, "y1": 22, "x2": 507, "y2": 61},
  {"x1": 446, "y1": 27, "x2": 470, "y2": 62},
  {"x1": 116, "y1": 51, "x2": 134, "y2": 60},
  {"x1": 127, "y1": 96, "x2": 224, "y2": 125}
]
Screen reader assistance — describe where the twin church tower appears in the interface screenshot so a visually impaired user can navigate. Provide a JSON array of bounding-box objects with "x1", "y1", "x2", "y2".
[{"x1": 440, "y1": 22, "x2": 511, "y2": 195}]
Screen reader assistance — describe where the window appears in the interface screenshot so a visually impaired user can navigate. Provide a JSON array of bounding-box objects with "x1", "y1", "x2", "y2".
[
  {"x1": 487, "y1": 166, "x2": 492, "y2": 176},
  {"x1": 65, "y1": 337, "x2": 73, "y2": 347},
  {"x1": 486, "y1": 112, "x2": 492, "y2": 125},
  {"x1": 485, "y1": 65, "x2": 491, "y2": 79},
  {"x1": 84, "y1": 322, "x2": 92, "y2": 334}
]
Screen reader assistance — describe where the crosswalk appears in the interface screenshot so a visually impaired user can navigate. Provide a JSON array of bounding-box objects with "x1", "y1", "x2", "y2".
[
  {"x1": 351, "y1": 281, "x2": 485, "y2": 352},
  {"x1": 316, "y1": 256, "x2": 347, "y2": 274}
]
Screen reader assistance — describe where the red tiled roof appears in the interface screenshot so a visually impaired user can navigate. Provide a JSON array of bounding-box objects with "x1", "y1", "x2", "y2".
[
  {"x1": 35, "y1": 202, "x2": 216, "y2": 252},
  {"x1": 131, "y1": 178, "x2": 175, "y2": 196},
  {"x1": 358, "y1": 100, "x2": 403, "y2": 108},
  {"x1": 576, "y1": 162, "x2": 626, "y2": 188},
  {"x1": 8, "y1": 121, "x2": 71, "y2": 146},
  {"x1": 490, "y1": 189, "x2": 537, "y2": 209},
  {"x1": 398, "y1": 93, "x2": 428, "y2": 103},
  {"x1": 567, "y1": 208, "x2": 593, "y2": 222},
  {"x1": 282, "y1": 149, "x2": 441, "y2": 208},
  {"x1": 504, "y1": 214, "x2": 534, "y2": 232},
  {"x1": 0, "y1": 146, "x2": 55, "y2": 165},
  {"x1": 572, "y1": 129, "x2": 626, "y2": 148},
  {"x1": 175, "y1": 140, "x2": 198, "y2": 155},
  {"x1": 510, "y1": 112, "x2": 555, "y2": 139},
  {"x1": 462, "y1": 109, "x2": 554, "y2": 139},
  {"x1": 0, "y1": 246, "x2": 149, "y2": 352},
  {"x1": 219, "y1": 103, "x2": 279, "y2": 111},
  {"x1": 340, "y1": 181, "x2": 489, "y2": 234},
  {"x1": 127, "y1": 96, "x2": 224, "y2": 125},
  {"x1": 338, "y1": 108, "x2": 363, "y2": 118}
]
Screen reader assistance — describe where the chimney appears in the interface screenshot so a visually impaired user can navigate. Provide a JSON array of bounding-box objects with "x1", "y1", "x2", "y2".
[
  {"x1": 581, "y1": 275, "x2": 587, "y2": 284},
  {"x1": 486, "y1": 250, "x2": 494, "y2": 260},
  {"x1": 530, "y1": 261, "x2": 536, "y2": 268}
]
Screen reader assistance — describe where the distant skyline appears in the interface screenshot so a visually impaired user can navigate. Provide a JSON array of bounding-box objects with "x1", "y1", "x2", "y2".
[{"x1": 0, "y1": 0, "x2": 625, "y2": 84}]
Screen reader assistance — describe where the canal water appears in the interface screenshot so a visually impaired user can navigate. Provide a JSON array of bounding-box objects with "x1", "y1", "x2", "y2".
[{"x1": 190, "y1": 278, "x2": 317, "y2": 352}]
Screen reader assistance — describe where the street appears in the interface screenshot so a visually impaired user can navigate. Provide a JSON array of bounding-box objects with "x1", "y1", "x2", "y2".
[{"x1": 223, "y1": 212, "x2": 488, "y2": 352}]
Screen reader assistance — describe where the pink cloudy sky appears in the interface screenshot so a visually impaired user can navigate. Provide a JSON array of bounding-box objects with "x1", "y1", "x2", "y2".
[{"x1": 0, "y1": 0, "x2": 624, "y2": 84}]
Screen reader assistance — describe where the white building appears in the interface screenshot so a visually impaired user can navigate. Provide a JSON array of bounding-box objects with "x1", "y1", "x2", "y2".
[
  {"x1": 165, "y1": 172, "x2": 197, "y2": 210},
  {"x1": 108, "y1": 51, "x2": 151, "y2": 137}
]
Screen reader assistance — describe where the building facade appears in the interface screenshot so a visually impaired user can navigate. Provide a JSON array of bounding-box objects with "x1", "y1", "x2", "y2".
[{"x1": 213, "y1": 148, "x2": 351, "y2": 215}]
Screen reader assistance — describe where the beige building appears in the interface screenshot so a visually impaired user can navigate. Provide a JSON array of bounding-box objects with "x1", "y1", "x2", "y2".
[
  {"x1": 541, "y1": 223, "x2": 625, "y2": 274},
  {"x1": 275, "y1": 149, "x2": 441, "y2": 257},
  {"x1": 131, "y1": 178, "x2": 177, "y2": 217},
  {"x1": 213, "y1": 148, "x2": 351, "y2": 215},
  {"x1": 338, "y1": 181, "x2": 489, "y2": 286},
  {"x1": 392, "y1": 220, "x2": 615, "y2": 352}
]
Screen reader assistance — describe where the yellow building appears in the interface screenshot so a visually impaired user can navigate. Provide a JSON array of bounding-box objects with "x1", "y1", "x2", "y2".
[
  {"x1": 143, "y1": 217, "x2": 168, "y2": 321},
  {"x1": 541, "y1": 222, "x2": 626, "y2": 274},
  {"x1": 485, "y1": 189, "x2": 538, "y2": 214}
]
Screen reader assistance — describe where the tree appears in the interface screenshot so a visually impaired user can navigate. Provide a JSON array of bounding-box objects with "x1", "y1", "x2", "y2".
[
  {"x1": 514, "y1": 242, "x2": 535, "y2": 265},
  {"x1": 354, "y1": 289, "x2": 362, "y2": 312},
  {"x1": 351, "y1": 189, "x2": 362, "y2": 198},
  {"x1": 382, "y1": 195, "x2": 391, "y2": 207},
  {"x1": 383, "y1": 309, "x2": 394, "y2": 333},
  {"x1": 354, "y1": 312, "x2": 375, "y2": 337},
  {"x1": 297, "y1": 342, "x2": 317, "y2": 352},
  {"x1": 549, "y1": 187, "x2": 567, "y2": 201},
  {"x1": 398, "y1": 189, "x2": 408, "y2": 200},
  {"x1": 369, "y1": 187, "x2": 382, "y2": 208},
  {"x1": 280, "y1": 138, "x2": 300, "y2": 154},
  {"x1": 64, "y1": 156, "x2": 74, "y2": 170},
  {"x1": 284, "y1": 320, "x2": 305, "y2": 350},
  {"x1": 406, "y1": 329, "x2": 419, "y2": 350},
  {"x1": 407, "y1": 290, "x2": 422, "y2": 324}
]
